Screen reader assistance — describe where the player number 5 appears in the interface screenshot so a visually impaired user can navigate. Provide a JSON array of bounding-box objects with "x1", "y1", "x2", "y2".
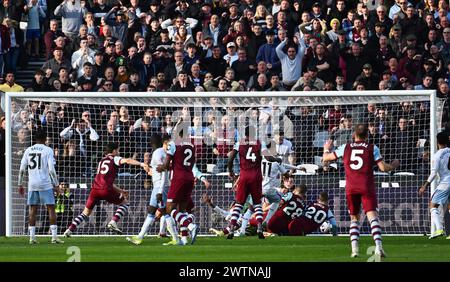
[{"x1": 350, "y1": 150, "x2": 364, "y2": 170}]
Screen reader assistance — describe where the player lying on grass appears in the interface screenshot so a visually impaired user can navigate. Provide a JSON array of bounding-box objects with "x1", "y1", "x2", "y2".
[
  {"x1": 127, "y1": 135, "x2": 172, "y2": 245},
  {"x1": 156, "y1": 119, "x2": 211, "y2": 245},
  {"x1": 266, "y1": 185, "x2": 307, "y2": 235},
  {"x1": 64, "y1": 143, "x2": 151, "y2": 237},
  {"x1": 18, "y1": 130, "x2": 65, "y2": 244},
  {"x1": 419, "y1": 132, "x2": 450, "y2": 239},
  {"x1": 288, "y1": 192, "x2": 337, "y2": 236},
  {"x1": 322, "y1": 124, "x2": 399, "y2": 258}
]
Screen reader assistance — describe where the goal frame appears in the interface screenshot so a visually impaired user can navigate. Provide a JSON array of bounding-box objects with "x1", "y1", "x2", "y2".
[{"x1": 4, "y1": 90, "x2": 437, "y2": 237}]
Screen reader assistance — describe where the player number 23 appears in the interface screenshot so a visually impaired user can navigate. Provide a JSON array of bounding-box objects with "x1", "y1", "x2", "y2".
[{"x1": 350, "y1": 149, "x2": 364, "y2": 170}]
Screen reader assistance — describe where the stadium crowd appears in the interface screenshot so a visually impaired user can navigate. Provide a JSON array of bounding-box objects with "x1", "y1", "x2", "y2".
[{"x1": 2, "y1": 0, "x2": 450, "y2": 179}]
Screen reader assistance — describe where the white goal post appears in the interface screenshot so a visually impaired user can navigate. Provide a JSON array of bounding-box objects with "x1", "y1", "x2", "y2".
[{"x1": 4, "y1": 90, "x2": 441, "y2": 237}]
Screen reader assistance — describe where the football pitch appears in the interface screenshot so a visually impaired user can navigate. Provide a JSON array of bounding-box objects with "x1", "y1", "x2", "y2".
[{"x1": 0, "y1": 236, "x2": 450, "y2": 262}]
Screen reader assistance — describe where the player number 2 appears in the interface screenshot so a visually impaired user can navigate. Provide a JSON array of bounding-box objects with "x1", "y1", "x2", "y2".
[
  {"x1": 350, "y1": 149, "x2": 364, "y2": 170},
  {"x1": 183, "y1": 148, "x2": 193, "y2": 166},
  {"x1": 246, "y1": 147, "x2": 256, "y2": 162},
  {"x1": 97, "y1": 160, "x2": 110, "y2": 175}
]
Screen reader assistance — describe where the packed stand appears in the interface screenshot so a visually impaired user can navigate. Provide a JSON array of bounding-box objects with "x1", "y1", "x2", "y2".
[{"x1": 3, "y1": 0, "x2": 450, "y2": 178}]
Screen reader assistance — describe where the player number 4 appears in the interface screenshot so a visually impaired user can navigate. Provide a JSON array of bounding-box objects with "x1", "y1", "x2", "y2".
[
  {"x1": 246, "y1": 147, "x2": 256, "y2": 162},
  {"x1": 350, "y1": 149, "x2": 364, "y2": 170}
]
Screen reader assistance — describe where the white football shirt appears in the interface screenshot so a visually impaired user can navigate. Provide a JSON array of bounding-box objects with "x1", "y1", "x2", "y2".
[
  {"x1": 19, "y1": 144, "x2": 58, "y2": 191},
  {"x1": 428, "y1": 147, "x2": 450, "y2": 189}
]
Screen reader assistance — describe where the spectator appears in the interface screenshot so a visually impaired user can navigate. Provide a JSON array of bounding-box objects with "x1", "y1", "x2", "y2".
[
  {"x1": 44, "y1": 19, "x2": 64, "y2": 59},
  {"x1": 212, "y1": 115, "x2": 238, "y2": 173},
  {"x1": 3, "y1": 18, "x2": 22, "y2": 75},
  {"x1": 256, "y1": 29, "x2": 280, "y2": 73},
  {"x1": 23, "y1": 0, "x2": 45, "y2": 58},
  {"x1": 71, "y1": 37, "x2": 95, "y2": 78},
  {"x1": 26, "y1": 69, "x2": 49, "y2": 92},
  {"x1": 42, "y1": 47, "x2": 72, "y2": 77},
  {"x1": 170, "y1": 70, "x2": 195, "y2": 91},
  {"x1": 54, "y1": 0, "x2": 88, "y2": 42},
  {"x1": 0, "y1": 0, "x2": 21, "y2": 23},
  {"x1": 201, "y1": 45, "x2": 227, "y2": 78},
  {"x1": 0, "y1": 71, "x2": 23, "y2": 92},
  {"x1": 276, "y1": 36, "x2": 306, "y2": 89},
  {"x1": 59, "y1": 118, "x2": 99, "y2": 175}
]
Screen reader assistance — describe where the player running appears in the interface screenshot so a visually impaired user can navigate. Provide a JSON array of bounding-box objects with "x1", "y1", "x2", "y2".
[
  {"x1": 127, "y1": 135, "x2": 171, "y2": 245},
  {"x1": 266, "y1": 185, "x2": 307, "y2": 235},
  {"x1": 419, "y1": 132, "x2": 450, "y2": 239},
  {"x1": 63, "y1": 143, "x2": 151, "y2": 237},
  {"x1": 156, "y1": 119, "x2": 210, "y2": 245},
  {"x1": 288, "y1": 192, "x2": 337, "y2": 236},
  {"x1": 18, "y1": 130, "x2": 64, "y2": 244},
  {"x1": 322, "y1": 124, "x2": 399, "y2": 258}
]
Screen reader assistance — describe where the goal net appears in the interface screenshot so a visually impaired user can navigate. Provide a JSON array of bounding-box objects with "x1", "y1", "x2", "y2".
[{"x1": 5, "y1": 91, "x2": 441, "y2": 236}]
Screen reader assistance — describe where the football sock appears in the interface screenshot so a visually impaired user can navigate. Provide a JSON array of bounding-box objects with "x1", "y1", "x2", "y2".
[
  {"x1": 165, "y1": 214, "x2": 179, "y2": 242},
  {"x1": 69, "y1": 213, "x2": 88, "y2": 231},
  {"x1": 239, "y1": 209, "x2": 253, "y2": 234},
  {"x1": 159, "y1": 215, "x2": 167, "y2": 235},
  {"x1": 138, "y1": 213, "x2": 155, "y2": 239},
  {"x1": 264, "y1": 202, "x2": 279, "y2": 225},
  {"x1": 112, "y1": 204, "x2": 129, "y2": 222},
  {"x1": 224, "y1": 203, "x2": 244, "y2": 234},
  {"x1": 350, "y1": 220, "x2": 360, "y2": 251},
  {"x1": 369, "y1": 218, "x2": 382, "y2": 248},
  {"x1": 430, "y1": 208, "x2": 442, "y2": 231},
  {"x1": 254, "y1": 204, "x2": 263, "y2": 224},
  {"x1": 29, "y1": 226, "x2": 36, "y2": 240},
  {"x1": 50, "y1": 225, "x2": 58, "y2": 240}
]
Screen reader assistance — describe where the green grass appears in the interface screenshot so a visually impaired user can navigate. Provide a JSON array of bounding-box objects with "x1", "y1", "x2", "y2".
[{"x1": 0, "y1": 236, "x2": 449, "y2": 262}]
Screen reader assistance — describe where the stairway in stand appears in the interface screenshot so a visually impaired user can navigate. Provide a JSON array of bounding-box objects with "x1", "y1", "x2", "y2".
[{"x1": 15, "y1": 57, "x2": 46, "y2": 89}]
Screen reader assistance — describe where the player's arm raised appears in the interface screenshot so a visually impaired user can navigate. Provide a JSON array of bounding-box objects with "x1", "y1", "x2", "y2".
[
  {"x1": 227, "y1": 148, "x2": 238, "y2": 180},
  {"x1": 322, "y1": 139, "x2": 338, "y2": 162},
  {"x1": 261, "y1": 141, "x2": 282, "y2": 163},
  {"x1": 121, "y1": 157, "x2": 150, "y2": 173},
  {"x1": 193, "y1": 164, "x2": 211, "y2": 189},
  {"x1": 374, "y1": 144, "x2": 399, "y2": 172}
]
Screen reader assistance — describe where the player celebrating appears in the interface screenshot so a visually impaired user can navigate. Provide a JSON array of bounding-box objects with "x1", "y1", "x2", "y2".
[
  {"x1": 419, "y1": 132, "x2": 450, "y2": 239},
  {"x1": 127, "y1": 135, "x2": 171, "y2": 245},
  {"x1": 288, "y1": 192, "x2": 337, "y2": 236},
  {"x1": 63, "y1": 143, "x2": 150, "y2": 237},
  {"x1": 322, "y1": 124, "x2": 399, "y2": 258},
  {"x1": 157, "y1": 119, "x2": 210, "y2": 245},
  {"x1": 18, "y1": 130, "x2": 64, "y2": 244},
  {"x1": 266, "y1": 185, "x2": 307, "y2": 235},
  {"x1": 223, "y1": 126, "x2": 281, "y2": 239}
]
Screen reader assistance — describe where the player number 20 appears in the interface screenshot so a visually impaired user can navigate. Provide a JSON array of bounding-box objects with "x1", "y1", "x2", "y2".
[
  {"x1": 304, "y1": 206, "x2": 327, "y2": 224},
  {"x1": 350, "y1": 149, "x2": 364, "y2": 170}
]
